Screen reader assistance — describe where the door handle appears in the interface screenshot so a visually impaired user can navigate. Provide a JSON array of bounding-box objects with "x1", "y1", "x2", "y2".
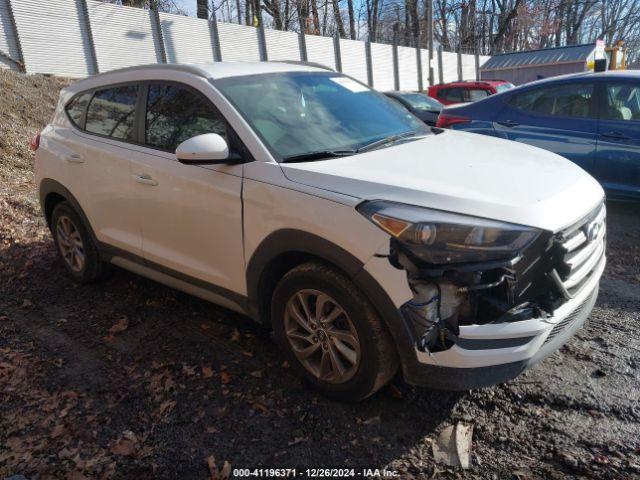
[
  {"x1": 63, "y1": 153, "x2": 84, "y2": 163},
  {"x1": 601, "y1": 131, "x2": 630, "y2": 141},
  {"x1": 133, "y1": 174, "x2": 158, "y2": 186},
  {"x1": 497, "y1": 120, "x2": 520, "y2": 128}
]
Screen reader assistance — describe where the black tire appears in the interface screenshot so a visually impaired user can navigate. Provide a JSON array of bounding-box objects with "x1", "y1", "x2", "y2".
[
  {"x1": 51, "y1": 201, "x2": 108, "y2": 283},
  {"x1": 272, "y1": 261, "x2": 399, "y2": 401}
]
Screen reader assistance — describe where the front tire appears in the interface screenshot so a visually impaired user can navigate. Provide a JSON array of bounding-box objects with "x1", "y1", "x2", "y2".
[
  {"x1": 51, "y1": 201, "x2": 107, "y2": 283},
  {"x1": 272, "y1": 261, "x2": 399, "y2": 401}
]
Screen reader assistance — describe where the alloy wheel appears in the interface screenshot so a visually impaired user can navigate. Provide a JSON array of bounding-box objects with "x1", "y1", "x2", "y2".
[
  {"x1": 56, "y1": 215, "x2": 85, "y2": 272},
  {"x1": 284, "y1": 289, "x2": 361, "y2": 384}
]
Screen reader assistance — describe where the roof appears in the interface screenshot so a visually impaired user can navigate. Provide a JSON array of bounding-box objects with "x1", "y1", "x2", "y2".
[
  {"x1": 65, "y1": 61, "x2": 329, "y2": 92},
  {"x1": 482, "y1": 44, "x2": 597, "y2": 71},
  {"x1": 432, "y1": 79, "x2": 510, "y2": 88}
]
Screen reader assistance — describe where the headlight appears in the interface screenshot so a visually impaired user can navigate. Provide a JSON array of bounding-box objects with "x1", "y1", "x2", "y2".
[{"x1": 357, "y1": 200, "x2": 541, "y2": 265}]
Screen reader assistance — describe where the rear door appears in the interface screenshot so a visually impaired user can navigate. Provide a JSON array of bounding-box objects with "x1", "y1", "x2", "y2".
[
  {"x1": 67, "y1": 84, "x2": 143, "y2": 257},
  {"x1": 493, "y1": 81, "x2": 598, "y2": 175},
  {"x1": 594, "y1": 80, "x2": 640, "y2": 199}
]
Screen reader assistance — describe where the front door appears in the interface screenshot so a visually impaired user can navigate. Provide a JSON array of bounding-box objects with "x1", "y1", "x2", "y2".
[
  {"x1": 595, "y1": 80, "x2": 640, "y2": 199},
  {"x1": 494, "y1": 81, "x2": 598, "y2": 175},
  {"x1": 130, "y1": 81, "x2": 245, "y2": 296}
]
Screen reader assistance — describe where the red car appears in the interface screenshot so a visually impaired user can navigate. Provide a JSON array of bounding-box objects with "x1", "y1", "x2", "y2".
[{"x1": 427, "y1": 80, "x2": 514, "y2": 105}]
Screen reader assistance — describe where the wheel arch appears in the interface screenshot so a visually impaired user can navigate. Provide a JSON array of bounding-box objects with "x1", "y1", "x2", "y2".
[
  {"x1": 246, "y1": 230, "x2": 416, "y2": 374},
  {"x1": 39, "y1": 179, "x2": 98, "y2": 245}
]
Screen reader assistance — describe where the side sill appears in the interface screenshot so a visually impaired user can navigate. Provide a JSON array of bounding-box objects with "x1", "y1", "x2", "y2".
[
  {"x1": 110, "y1": 257, "x2": 248, "y2": 315},
  {"x1": 98, "y1": 241, "x2": 253, "y2": 318}
]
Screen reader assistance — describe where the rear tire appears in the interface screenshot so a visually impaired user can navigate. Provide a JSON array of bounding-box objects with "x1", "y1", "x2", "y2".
[
  {"x1": 272, "y1": 261, "x2": 399, "y2": 401},
  {"x1": 51, "y1": 201, "x2": 107, "y2": 283}
]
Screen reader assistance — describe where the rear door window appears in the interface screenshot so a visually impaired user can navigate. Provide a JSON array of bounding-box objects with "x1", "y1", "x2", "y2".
[
  {"x1": 508, "y1": 83, "x2": 595, "y2": 118},
  {"x1": 441, "y1": 88, "x2": 465, "y2": 102},
  {"x1": 145, "y1": 83, "x2": 227, "y2": 152},
  {"x1": 85, "y1": 85, "x2": 139, "y2": 140},
  {"x1": 602, "y1": 83, "x2": 640, "y2": 121}
]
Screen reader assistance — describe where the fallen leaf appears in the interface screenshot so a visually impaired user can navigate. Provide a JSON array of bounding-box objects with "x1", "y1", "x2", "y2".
[
  {"x1": 207, "y1": 455, "x2": 231, "y2": 480},
  {"x1": 250, "y1": 370, "x2": 263, "y2": 378},
  {"x1": 108, "y1": 316, "x2": 128, "y2": 334},
  {"x1": 252, "y1": 402, "x2": 269, "y2": 413},
  {"x1": 200, "y1": 324, "x2": 211, "y2": 331},
  {"x1": 240, "y1": 350, "x2": 253, "y2": 357},
  {"x1": 230, "y1": 329, "x2": 241, "y2": 342},
  {"x1": 51, "y1": 424, "x2": 65, "y2": 438},
  {"x1": 183, "y1": 364, "x2": 196, "y2": 376},
  {"x1": 206, "y1": 426, "x2": 218, "y2": 433},
  {"x1": 202, "y1": 366, "x2": 214, "y2": 378},
  {"x1": 111, "y1": 437, "x2": 137, "y2": 457},
  {"x1": 159, "y1": 399, "x2": 176, "y2": 417},
  {"x1": 220, "y1": 371, "x2": 231, "y2": 384}
]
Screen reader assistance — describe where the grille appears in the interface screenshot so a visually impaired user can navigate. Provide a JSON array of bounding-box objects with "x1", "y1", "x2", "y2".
[
  {"x1": 554, "y1": 204, "x2": 606, "y2": 296},
  {"x1": 543, "y1": 292, "x2": 593, "y2": 344}
]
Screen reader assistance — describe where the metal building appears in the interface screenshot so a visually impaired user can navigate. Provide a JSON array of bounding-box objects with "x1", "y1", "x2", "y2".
[{"x1": 480, "y1": 43, "x2": 603, "y2": 86}]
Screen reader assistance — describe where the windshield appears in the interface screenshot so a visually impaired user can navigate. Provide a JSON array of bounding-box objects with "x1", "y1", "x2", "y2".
[
  {"x1": 214, "y1": 72, "x2": 429, "y2": 161},
  {"x1": 396, "y1": 93, "x2": 443, "y2": 111},
  {"x1": 495, "y1": 83, "x2": 515, "y2": 93}
]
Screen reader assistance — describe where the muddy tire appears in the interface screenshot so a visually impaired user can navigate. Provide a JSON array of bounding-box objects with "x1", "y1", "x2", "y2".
[
  {"x1": 51, "y1": 201, "x2": 108, "y2": 283},
  {"x1": 272, "y1": 261, "x2": 399, "y2": 401}
]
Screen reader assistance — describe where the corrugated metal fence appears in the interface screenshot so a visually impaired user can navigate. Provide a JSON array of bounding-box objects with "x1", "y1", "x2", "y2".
[{"x1": 0, "y1": 0, "x2": 490, "y2": 89}]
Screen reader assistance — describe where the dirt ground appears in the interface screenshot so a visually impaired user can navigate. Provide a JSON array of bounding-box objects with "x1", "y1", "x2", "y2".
[{"x1": 1, "y1": 69, "x2": 639, "y2": 480}]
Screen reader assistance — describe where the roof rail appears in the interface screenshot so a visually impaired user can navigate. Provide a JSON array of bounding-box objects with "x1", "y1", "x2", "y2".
[{"x1": 276, "y1": 60, "x2": 335, "y2": 72}]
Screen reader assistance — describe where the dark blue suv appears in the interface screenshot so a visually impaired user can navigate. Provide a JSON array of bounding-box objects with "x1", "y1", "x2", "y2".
[{"x1": 438, "y1": 71, "x2": 640, "y2": 201}]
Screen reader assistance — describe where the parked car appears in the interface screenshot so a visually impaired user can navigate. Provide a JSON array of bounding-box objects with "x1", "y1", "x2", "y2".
[
  {"x1": 428, "y1": 80, "x2": 514, "y2": 105},
  {"x1": 437, "y1": 70, "x2": 640, "y2": 201},
  {"x1": 34, "y1": 62, "x2": 605, "y2": 400},
  {"x1": 384, "y1": 91, "x2": 443, "y2": 125}
]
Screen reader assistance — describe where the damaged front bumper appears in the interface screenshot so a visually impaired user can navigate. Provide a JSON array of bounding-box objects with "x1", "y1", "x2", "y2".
[
  {"x1": 406, "y1": 260, "x2": 602, "y2": 390},
  {"x1": 361, "y1": 204, "x2": 606, "y2": 391}
]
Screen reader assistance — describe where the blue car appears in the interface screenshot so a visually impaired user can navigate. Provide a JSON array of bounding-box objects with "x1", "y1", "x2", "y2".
[{"x1": 437, "y1": 71, "x2": 640, "y2": 201}]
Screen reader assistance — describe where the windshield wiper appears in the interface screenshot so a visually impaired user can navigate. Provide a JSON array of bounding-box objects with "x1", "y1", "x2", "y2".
[
  {"x1": 281, "y1": 150, "x2": 357, "y2": 163},
  {"x1": 357, "y1": 130, "x2": 421, "y2": 153}
]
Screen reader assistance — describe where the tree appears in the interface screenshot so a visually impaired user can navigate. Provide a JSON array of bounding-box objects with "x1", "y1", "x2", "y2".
[{"x1": 196, "y1": 0, "x2": 208, "y2": 19}]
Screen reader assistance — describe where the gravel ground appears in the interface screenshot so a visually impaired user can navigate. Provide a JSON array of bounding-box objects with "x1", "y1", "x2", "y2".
[{"x1": 1, "y1": 70, "x2": 639, "y2": 479}]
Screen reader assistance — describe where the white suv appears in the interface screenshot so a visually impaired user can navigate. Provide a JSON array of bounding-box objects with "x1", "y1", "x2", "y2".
[{"x1": 35, "y1": 62, "x2": 606, "y2": 400}]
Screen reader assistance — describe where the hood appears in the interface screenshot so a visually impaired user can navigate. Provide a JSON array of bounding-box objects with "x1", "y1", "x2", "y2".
[{"x1": 281, "y1": 130, "x2": 604, "y2": 232}]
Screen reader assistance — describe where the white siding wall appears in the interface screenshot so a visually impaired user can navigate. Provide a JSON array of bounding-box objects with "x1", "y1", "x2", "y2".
[
  {"x1": 370, "y1": 42, "x2": 393, "y2": 91},
  {"x1": 264, "y1": 29, "x2": 300, "y2": 61},
  {"x1": 0, "y1": 0, "x2": 20, "y2": 70},
  {"x1": 217, "y1": 23, "x2": 260, "y2": 62},
  {"x1": 397, "y1": 45, "x2": 418, "y2": 91},
  {"x1": 441, "y1": 51, "x2": 458, "y2": 82},
  {"x1": 0, "y1": 1, "x2": 468, "y2": 82},
  {"x1": 338, "y1": 38, "x2": 367, "y2": 84},
  {"x1": 304, "y1": 34, "x2": 335, "y2": 70},
  {"x1": 461, "y1": 54, "x2": 476, "y2": 80},
  {"x1": 88, "y1": 0, "x2": 160, "y2": 72},
  {"x1": 159, "y1": 12, "x2": 214, "y2": 64},
  {"x1": 12, "y1": 0, "x2": 91, "y2": 77}
]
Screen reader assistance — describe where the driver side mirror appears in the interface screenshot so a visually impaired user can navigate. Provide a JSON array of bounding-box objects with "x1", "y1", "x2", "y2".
[{"x1": 176, "y1": 133, "x2": 230, "y2": 165}]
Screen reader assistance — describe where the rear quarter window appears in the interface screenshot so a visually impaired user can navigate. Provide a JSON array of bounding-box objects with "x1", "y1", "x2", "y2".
[{"x1": 65, "y1": 93, "x2": 92, "y2": 129}]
